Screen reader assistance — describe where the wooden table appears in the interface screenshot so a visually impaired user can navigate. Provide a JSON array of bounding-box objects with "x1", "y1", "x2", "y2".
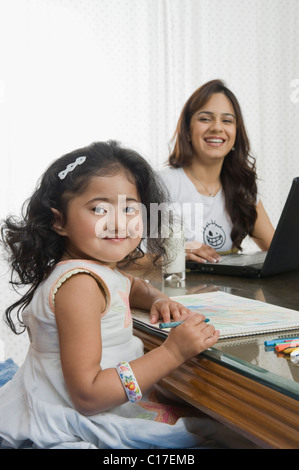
[{"x1": 130, "y1": 266, "x2": 299, "y2": 449}]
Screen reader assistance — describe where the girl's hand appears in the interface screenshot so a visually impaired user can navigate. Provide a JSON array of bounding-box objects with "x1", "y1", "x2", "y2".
[
  {"x1": 163, "y1": 314, "x2": 219, "y2": 364},
  {"x1": 149, "y1": 299, "x2": 192, "y2": 324},
  {"x1": 185, "y1": 241, "x2": 222, "y2": 264}
]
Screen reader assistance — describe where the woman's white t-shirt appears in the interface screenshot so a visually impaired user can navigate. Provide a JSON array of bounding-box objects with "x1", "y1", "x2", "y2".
[{"x1": 160, "y1": 166, "x2": 234, "y2": 253}]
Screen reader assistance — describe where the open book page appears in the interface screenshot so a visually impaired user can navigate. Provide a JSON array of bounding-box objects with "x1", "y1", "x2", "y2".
[{"x1": 132, "y1": 291, "x2": 299, "y2": 339}]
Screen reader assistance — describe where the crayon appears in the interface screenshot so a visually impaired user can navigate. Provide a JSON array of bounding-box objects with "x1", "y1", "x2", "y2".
[
  {"x1": 275, "y1": 341, "x2": 299, "y2": 352},
  {"x1": 159, "y1": 318, "x2": 210, "y2": 329},
  {"x1": 264, "y1": 337, "x2": 299, "y2": 347}
]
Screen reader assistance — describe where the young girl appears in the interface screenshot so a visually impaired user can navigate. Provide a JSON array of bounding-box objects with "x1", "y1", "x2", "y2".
[{"x1": 0, "y1": 140, "x2": 224, "y2": 449}]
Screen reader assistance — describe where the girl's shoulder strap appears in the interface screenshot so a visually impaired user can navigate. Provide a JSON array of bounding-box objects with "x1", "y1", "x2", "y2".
[{"x1": 47, "y1": 260, "x2": 129, "y2": 314}]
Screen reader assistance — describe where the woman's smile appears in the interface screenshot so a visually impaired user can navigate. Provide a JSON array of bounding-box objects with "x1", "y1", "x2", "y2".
[
  {"x1": 189, "y1": 93, "x2": 236, "y2": 162},
  {"x1": 203, "y1": 136, "x2": 226, "y2": 147}
]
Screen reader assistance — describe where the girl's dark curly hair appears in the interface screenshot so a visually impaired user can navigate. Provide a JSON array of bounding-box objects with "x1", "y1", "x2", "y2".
[
  {"x1": 1, "y1": 140, "x2": 168, "y2": 334},
  {"x1": 168, "y1": 79, "x2": 258, "y2": 251}
]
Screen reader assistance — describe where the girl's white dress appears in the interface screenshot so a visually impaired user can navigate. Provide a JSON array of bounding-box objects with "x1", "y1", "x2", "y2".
[{"x1": 0, "y1": 260, "x2": 244, "y2": 449}]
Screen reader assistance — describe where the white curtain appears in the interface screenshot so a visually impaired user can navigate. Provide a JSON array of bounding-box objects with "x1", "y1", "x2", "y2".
[{"x1": 0, "y1": 0, "x2": 299, "y2": 362}]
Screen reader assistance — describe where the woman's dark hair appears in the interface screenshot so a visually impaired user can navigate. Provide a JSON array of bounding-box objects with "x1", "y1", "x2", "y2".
[
  {"x1": 1, "y1": 140, "x2": 168, "y2": 334},
  {"x1": 168, "y1": 79, "x2": 258, "y2": 251}
]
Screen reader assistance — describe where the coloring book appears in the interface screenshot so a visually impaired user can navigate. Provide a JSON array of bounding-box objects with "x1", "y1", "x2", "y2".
[{"x1": 132, "y1": 291, "x2": 299, "y2": 339}]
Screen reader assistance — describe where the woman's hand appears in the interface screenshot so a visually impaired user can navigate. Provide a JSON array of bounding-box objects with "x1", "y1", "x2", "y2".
[
  {"x1": 149, "y1": 299, "x2": 192, "y2": 324},
  {"x1": 185, "y1": 241, "x2": 222, "y2": 264}
]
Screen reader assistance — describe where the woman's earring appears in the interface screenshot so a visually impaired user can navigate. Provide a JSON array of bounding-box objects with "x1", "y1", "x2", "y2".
[{"x1": 231, "y1": 147, "x2": 235, "y2": 151}]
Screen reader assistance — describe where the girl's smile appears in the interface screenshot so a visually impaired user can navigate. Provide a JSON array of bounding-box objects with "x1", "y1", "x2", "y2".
[
  {"x1": 101, "y1": 237, "x2": 129, "y2": 243},
  {"x1": 52, "y1": 172, "x2": 143, "y2": 265}
]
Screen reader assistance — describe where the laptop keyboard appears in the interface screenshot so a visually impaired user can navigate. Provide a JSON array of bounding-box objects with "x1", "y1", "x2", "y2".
[{"x1": 217, "y1": 251, "x2": 266, "y2": 266}]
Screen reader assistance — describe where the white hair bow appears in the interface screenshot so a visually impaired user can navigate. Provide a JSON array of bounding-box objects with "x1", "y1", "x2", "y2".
[{"x1": 58, "y1": 156, "x2": 87, "y2": 180}]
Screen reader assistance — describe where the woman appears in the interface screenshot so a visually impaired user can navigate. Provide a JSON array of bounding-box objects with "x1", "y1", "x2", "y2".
[{"x1": 160, "y1": 79, "x2": 274, "y2": 264}]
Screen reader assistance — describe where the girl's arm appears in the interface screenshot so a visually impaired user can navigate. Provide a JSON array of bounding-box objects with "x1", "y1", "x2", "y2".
[
  {"x1": 55, "y1": 273, "x2": 218, "y2": 416},
  {"x1": 252, "y1": 200, "x2": 275, "y2": 251},
  {"x1": 127, "y1": 274, "x2": 192, "y2": 324}
]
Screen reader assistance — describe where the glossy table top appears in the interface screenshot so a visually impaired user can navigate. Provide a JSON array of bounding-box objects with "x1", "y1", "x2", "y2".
[{"x1": 130, "y1": 266, "x2": 299, "y2": 401}]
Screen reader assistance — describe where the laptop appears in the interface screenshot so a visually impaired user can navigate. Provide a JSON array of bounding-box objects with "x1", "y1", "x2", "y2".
[{"x1": 186, "y1": 177, "x2": 299, "y2": 278}]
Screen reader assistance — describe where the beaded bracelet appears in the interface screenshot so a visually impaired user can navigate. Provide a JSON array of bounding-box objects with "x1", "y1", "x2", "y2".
[{"x1": 116, "y1": 362, "x2": 142, "y2": 403}]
